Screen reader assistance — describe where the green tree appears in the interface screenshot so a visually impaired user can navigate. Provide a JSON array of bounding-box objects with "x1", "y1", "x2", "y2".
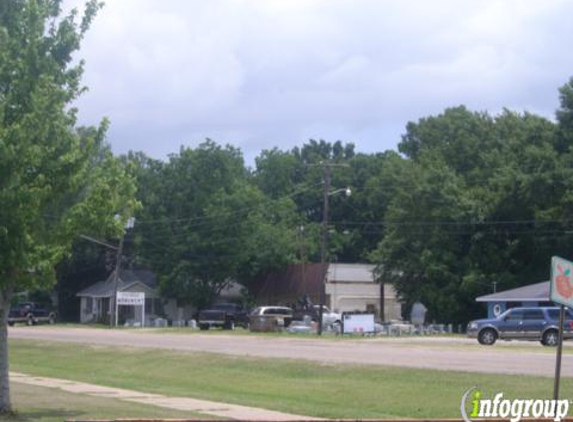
[
  {"x1": 131, "y1": 141, "x2": 299, "y2": 309},
  {"x1": 0, "y1": 0, "x2": 137, "y2": 412},
  {"x1": 373, "y1": 105, "x2": 570, "y2": 323}
]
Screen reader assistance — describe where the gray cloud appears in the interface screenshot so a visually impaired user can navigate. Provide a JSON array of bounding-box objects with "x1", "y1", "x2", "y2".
[{"x1": 65, "y1": 0, "x2": 573, "y2": 163}]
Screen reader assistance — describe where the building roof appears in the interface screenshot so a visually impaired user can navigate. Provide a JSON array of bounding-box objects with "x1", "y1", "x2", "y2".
[
  {"x1": 77, "y1": 269, "x2": 157, "y2": 298},
  {"x1": 327, "y1": 263, "x2": 375, "y2": 283},
  {"x1": 475, "y1": 281, "x2": 550, "y2": 303}
]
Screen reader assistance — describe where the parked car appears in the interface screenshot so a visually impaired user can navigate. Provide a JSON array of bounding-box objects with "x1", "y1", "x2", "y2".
[
  {"x1": 249, "y1": 306, "x2": 294, "y2": 328},
  {"x1": 467, "y1": 307, "x2": 573, "y2": 346},
  {"x1": 197, "y1": 303, "x2": 249, "y2": 330},
  {"x1": 8, "y1": 302, "x2": 56, "y2": 326}
]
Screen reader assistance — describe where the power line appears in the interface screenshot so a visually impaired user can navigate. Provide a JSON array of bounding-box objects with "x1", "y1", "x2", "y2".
[{"x1": 133, "y1": 181, "x2": 323, "y2": 227}]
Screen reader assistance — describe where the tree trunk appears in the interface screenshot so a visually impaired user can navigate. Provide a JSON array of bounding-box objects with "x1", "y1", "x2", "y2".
[{"x1": 0, "y1": 285, "x2": 13, "y2": 413}]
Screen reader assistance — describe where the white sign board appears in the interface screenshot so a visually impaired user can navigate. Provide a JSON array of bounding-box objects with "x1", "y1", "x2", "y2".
[
  {"x1": 117, "y1": 291, "x2": 145, "y2": 306},
  {"x1": 551, "y1": 256, "x2": 573, "y2": 308},
  {"x1": 342, "y1": 313, "x2": 375, "y2": 334}
]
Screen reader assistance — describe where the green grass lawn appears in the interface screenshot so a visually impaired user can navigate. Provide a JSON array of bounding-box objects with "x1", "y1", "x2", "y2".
[
  {"x1": 0, "y1": 382, "x2": 207, "y2": 422},
  {"x1": 9, "y1": 339, "x2": 573, "y2": 419}
]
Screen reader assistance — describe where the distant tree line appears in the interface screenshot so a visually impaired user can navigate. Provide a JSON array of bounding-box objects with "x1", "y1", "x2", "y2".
[{"x1": 54, "y1": 78, "x2": 573, "y2": 325}]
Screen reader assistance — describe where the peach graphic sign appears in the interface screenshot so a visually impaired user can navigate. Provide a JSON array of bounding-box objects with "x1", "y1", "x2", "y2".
[{"x1": 551, "y1": 256, "x2": 573, "y2": 307}]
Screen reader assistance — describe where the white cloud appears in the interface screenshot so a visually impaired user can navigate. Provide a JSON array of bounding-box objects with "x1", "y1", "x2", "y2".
[{"x1": 62, "y1": 0, "x2": 573, "y2": 161}]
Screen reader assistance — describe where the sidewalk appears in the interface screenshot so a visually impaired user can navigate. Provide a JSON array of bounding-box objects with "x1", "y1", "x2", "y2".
[{"x1": 11, "y1": 372, "x2": 321, "y2": 421}]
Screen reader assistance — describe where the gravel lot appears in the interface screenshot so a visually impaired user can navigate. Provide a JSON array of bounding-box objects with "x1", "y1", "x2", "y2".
[{"x1": 9, "y1": 326, "x2": 573, "y2": 377}]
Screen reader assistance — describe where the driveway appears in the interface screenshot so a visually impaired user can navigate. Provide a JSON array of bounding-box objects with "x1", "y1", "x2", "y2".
[{"x1": 9, "y1": 326, "x2": 573, "y2": 377}]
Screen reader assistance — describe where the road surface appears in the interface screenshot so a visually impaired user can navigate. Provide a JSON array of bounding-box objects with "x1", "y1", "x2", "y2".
[{"x1": 10, "y1": 326, "x2": 572, "y2": 377}]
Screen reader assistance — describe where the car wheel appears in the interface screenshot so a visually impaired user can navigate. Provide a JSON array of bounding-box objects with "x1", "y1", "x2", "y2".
[
  {"x1": 7, "y1": 321, "x2": 14, "y2": 327},
  {"x1": 478, "y1": 328, "x2": 497, "y2": 345},
  {"x1": 199, "y1": 324, "x2": 209, "y2": 331},
  {"x1": 542, "y1": 330, "x2": 559, "y2": 347}
]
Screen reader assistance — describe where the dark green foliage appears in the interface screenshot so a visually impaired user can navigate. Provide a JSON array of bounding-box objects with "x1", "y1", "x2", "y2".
[
  {"x1": 373, "y1": 100, "x2": 573, "y2": 323},
  {"x1": 130, "y1": 141, "x2": 299, "y2": 309},
  {"x1": 125, "y1": 78, "x2": 573, "y2": 324}
]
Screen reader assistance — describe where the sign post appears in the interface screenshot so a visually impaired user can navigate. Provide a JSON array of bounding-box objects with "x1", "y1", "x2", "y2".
[
  {"x1": 115, "y1": 292, "x2": 145, "y2": 327},
  {"x1": 550, "y1": 256, "x2": 573, "y2": 400}
]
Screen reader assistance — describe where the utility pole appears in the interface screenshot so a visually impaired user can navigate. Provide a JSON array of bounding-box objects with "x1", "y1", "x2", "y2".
[
  {"x1": 298, "y1": 225, "x2": 307, "y2": 295},
  {"x1": 110, "y1": 217, "x2": 135, "y2": 327},
  {"x1": 379, "y1": 280, "x2": 385, "y2": 322},
  {"x1": 318, "y1": 165, "x2": 331, "y2": 336},
  {"x1": 110, "y1": 236, "x2": 125, "y2": 327},
  {"x1": 310, "y1": 162, "x2": 350, "y2": 336}
]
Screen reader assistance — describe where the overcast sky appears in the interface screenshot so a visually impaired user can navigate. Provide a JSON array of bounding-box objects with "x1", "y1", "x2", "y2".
[{"x1": 65, "y1": 0, "x2": 573, "y2": 164}]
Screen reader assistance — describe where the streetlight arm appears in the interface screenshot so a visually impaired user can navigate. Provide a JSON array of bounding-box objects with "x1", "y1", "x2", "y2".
[
  {"x1": 79, "y1": 234, "x2": 118, "y2": 251},
  {"x1": 328, "y1": 187, "x2": 351, "y2": 197}
]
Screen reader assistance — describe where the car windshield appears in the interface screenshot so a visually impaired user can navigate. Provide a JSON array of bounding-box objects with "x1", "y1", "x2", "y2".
[{"x1": 213, "y1": 303, "x2": 238, "y2": 311}]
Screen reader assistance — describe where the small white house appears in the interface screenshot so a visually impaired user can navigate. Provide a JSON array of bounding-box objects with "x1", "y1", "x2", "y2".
[
  {"x1": 77, "y1": 269, "x2": 245, "y2": 324},
  {"x1": 77, "y1": 269, "x2": 163, "y2": 324}
]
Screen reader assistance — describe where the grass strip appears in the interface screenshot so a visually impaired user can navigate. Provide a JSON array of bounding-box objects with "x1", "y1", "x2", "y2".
[{"x1": 9, "y1": 339, "x2": 573, "y2": 419}]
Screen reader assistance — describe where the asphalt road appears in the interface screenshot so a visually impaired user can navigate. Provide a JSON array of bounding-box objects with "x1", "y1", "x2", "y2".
[{"x1": 10, "y1": 326, "x2": 573, "y2": 377}]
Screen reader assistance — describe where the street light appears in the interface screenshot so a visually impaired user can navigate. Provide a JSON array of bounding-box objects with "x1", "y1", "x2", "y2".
[
  {"x1": 317, "y1": 162, "x2": 351, "y2": 336},
  {"x1": 79, "y1": 216, "x2": 135, "y2": 327},
  {"x1": 111, "y1": 216, "x2": 135, "y2": 327}
]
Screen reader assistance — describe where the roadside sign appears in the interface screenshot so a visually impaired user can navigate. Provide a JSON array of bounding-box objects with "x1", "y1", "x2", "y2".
[
  {"x1": 550, "y1": 256, "x2": 573, "y2": 308},
  {"x1": 550, "y1": 256, "x2": 572, "y2": 401},
  {"x1": 117, "y1": 291, "x2": 145, "y2": 306},
  {"x1": 115, "y1": 292, "x2": 145, "y2": 328}
]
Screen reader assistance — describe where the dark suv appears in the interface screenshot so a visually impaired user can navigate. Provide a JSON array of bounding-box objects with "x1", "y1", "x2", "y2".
[{"x1": 467, "y1": 307, "x2": 573, "y2": 346}]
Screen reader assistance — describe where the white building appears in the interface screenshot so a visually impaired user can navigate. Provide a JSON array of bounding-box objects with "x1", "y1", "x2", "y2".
[{"x1": 326, "y1": 263, "x2": 402, "y2": 321}]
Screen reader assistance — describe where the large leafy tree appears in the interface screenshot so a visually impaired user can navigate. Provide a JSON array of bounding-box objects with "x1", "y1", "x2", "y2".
[
  {"x1": 254, "y1": 141, "x2": 405, "y2": 263},
  {"x1": 0, "y1": 0, "x2": 137, "y2": 412},
  {"x1": 373, "y1": 102, "x2": 573, "y2": 323},
  {"x1": 131, "y1": 142, "x2": 299, "y2": 309}
]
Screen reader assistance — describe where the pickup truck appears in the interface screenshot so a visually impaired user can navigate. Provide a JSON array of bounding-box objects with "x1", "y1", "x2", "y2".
[
  {"x1": 294, "y1": 304, "x2": 341, "y2": 327},
  {"x1": 197, "y1": 303, "x2": 249, "y2": 330},
  {"x1": 314, "y1": 305, "x2": 342, "y2": 327},
  {"x1": 8, "y1": 302, "x2": 56, "y2": 326}
]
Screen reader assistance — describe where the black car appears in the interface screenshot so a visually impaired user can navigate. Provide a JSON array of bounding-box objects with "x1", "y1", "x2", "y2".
[
  {"x1": 467, "y1": 306, "x2": 573, "y2": 346},
  {"x1": 197, "y1": 303, "x2": 249, "y2": 330}
]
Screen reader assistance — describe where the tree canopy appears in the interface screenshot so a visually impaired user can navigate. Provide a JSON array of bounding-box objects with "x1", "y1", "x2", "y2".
[
  {"x1": 0, "y1": 0, "x2": 137, "y2": 412},
  {"x1": 373, "y1": 100, "x2": 573, "y2": 323},
  {"x1": 126, "y1": 90, "x2": 573, "y2": 324}
]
